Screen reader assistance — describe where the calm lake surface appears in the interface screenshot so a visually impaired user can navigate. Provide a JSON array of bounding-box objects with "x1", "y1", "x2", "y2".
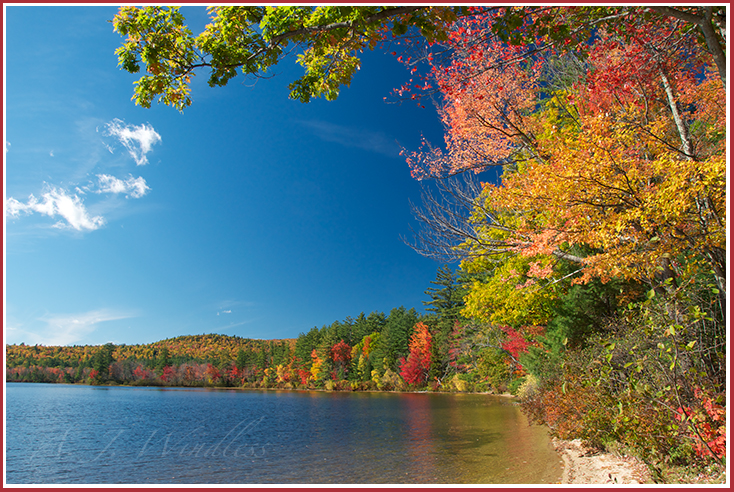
[{"x1": 5, "y1": 382, "x2": 562, "y2": 484}]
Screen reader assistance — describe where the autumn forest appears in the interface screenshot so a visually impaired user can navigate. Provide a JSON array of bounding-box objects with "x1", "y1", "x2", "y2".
[{"x1": 6, "y1": 5, "x2": 727, "y2": 483}]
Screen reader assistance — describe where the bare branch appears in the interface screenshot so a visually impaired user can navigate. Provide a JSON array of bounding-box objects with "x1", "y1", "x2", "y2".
[{"x1": 403, "y1": 174, "x2": 524, "y2": 262}]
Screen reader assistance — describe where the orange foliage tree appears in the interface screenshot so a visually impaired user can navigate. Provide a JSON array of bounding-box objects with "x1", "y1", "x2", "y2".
[
  {"x1": 406, "y1": 11, "x2": 726, "y2": 307},
  {"x1": 399, "y1": 322, "x2": 433, "y2": 386}
]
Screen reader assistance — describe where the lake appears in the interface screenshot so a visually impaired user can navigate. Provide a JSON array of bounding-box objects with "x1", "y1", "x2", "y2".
[{"x1": 5, "y1": 383, "x2": 562, "y2": 484}]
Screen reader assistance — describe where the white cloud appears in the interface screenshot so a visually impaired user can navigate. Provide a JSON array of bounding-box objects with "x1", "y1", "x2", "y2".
[
  {"x1": 297, "y1": 119, "x2": 400, "y2": 157},
  {"x1": 5, "y1": 186, "x2": 105, "y2": 231},
  {"x1": 6, "y1": 174, "x2": 151, "y2": 231},
  {"x1": 96, "y1": 174, "x2": 150, "y2": 198},
  {"x1": 104, "y1": 118, "x2": 161, "y2": 166},
  {"x1": 7, "y1": 309, "x2": 135, "y2": 346}
]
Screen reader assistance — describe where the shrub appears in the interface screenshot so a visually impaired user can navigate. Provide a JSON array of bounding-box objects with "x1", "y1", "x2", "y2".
[
  {"x1": 508, "y1": 376, "x2": 526, "y2": 395},
  {"x1": 515, "y1": 374, "x2": 538, "y2": 400},
  {"x1": 378, "y1": 368, "x2": 404, "y2": 391},
  {"x1": 450, "y1": 374, "x2": 468, "y2": 392}
]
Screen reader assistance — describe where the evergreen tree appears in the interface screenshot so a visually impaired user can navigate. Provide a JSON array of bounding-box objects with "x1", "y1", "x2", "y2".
[
  {"x1": 423, "y1": 265, "x2": 467, "y2": 326},
  {"x1": 154, "y1": 346, "x2": 171, "y2": 374},
  {"x1": 92, "y1": 343, "x2": 115, "y2": 382},
  {"x1": 424, "y1": 265, "x2": 468, "y2": 382},
  {"x1": 347, "y1": 312, "x2": 386, "y2": 350},
  {"x1": 294, "y1": 327, "x2": 321, "y2": 364},
  {"x1": 381, "y1": 307, "x2": 420, "y2": 370},
  {"x1": 256, "y1": 343, "x2": 268, "y2": 370},
  {"x1": 235, "y1": 348, "x2": 249, "y2": 370}
]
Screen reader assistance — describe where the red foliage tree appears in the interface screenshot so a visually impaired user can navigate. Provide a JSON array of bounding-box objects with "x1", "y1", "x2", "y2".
[
  {"x1": 297, "y1": 369, "x2": 311, "y2": 386},
  {"x1": 331, "y1": 340, "x2": 352, "y2": 364},
  {"x1": 330, "y1": 339, "x2": 352, "y2": 380},
  {"x1": 160, "y1": 365, "x2": 176, "y2": 383},
  {"x1": 498, "y1": 326, "x2": 530, "y2": 361},
  {"x1": 205, "y1": 363, "x2": 221, "y2": 384},
  {"x1": 399, "y1": 322, "x2": 433, "y2": 385},
  {"x1": 225, "y1": 366, "x2": 241, "y2": 385},
  {"x1": 133, "y1": 364, "x2": 155, "y2": 380}
]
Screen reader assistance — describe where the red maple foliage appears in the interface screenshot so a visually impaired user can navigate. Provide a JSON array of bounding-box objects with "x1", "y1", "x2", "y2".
[
  {"x1": 499, "y1": 325, "x2": 530, "y2": 361},
  {"x1": 330, "y1": 340, "x2": 352, "y2": 364},
  {"x1": 676, "y1": 387, "x2": 727, "y2": 460},
  {"x1": 399, "y1": 322, "x2": 432, "y2": 385},
  {"x1": 160, "y1": 365, "x2": 176, "y2": 383},
  {"x1": 330, "y1": 339, "x2": 352, "y2": 379}
]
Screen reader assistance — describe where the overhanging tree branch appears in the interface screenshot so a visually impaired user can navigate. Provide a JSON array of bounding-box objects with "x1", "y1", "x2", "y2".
[
  {"x1": 649, "y1": 6, "x2": 727, "y2": 85},
  {"x1": 267, "y1": 6, "x2": 426, "y2": 46}
]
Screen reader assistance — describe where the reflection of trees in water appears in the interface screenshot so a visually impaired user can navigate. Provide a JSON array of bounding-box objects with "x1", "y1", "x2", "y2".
[
  {"x1": 6, "y1": 386, "x2": 560, "y2": 484},
  {"x1": 400, "y1": 393, "x2": 438, "y2": 482},
  {"x1": 439, "y1": 394, "x2": 558, "y2": 483}
]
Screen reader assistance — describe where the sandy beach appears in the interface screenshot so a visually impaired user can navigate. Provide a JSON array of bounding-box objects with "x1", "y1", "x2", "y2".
[{"x1": 553, "y1": 438, "x2": 653, "y2": 484}]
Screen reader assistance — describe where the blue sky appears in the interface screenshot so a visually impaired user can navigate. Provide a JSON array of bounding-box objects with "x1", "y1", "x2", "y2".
[{"x1": 4, "y1": 6, "x2": 450, "y2": 346}]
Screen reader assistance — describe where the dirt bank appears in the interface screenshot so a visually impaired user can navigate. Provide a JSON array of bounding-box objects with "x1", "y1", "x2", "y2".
[{"x1": 553, "y1": 438, "x2": 653, "y2": 484}]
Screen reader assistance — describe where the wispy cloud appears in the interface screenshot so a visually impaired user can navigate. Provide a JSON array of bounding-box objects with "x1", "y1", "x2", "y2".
[
  {"x1": 96, "y1": 174, "x2": 150, "y2": 198},
  {"x1": 6, "y1": 309, "x2": 135, "y2": 346},
  {"x1": 216, "y1": 318, "x2": 262, "y2": 333},
  {"x1": 6, "y1": 114, "x2": 158, "y2": 234},
  {"x1": 104, "y1": 118, "x2": 161, "y2": 165},
  {"x1": 6, "y1": 185, "x2": 105, "y2": 231},
  {"x1": 6, "y1": 173, "x2": 151, "y2": 232},
  {"x1": 297, "y1": 119, "x2": 400, "y2": 157}
]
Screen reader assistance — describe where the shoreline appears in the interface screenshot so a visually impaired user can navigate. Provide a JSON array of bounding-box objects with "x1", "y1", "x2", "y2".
[
  {"x1": 553, "y1": 438, "x2": 652, "y2": 484},
  {"x1": 4, "y1": 379, "x2": 517, "y2": 396}
]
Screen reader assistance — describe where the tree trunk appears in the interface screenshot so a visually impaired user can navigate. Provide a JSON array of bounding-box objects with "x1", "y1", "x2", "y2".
[
  {"x1": 650, "y1": 6, "x2": 727, "y2": 86},
  {"x1": 659, "y1": 68, "x2": 695, "y2": 159}
]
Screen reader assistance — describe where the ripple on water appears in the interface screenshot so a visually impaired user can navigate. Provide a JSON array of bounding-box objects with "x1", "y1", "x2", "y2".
[{"x1": 5, "y1": 383, "x2": 562, "y2": 484}]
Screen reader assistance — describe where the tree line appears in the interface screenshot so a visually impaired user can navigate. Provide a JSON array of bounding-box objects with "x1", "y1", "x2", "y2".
[{"x1": 6, "y1": 267, "x2": 484, "y2": 390}]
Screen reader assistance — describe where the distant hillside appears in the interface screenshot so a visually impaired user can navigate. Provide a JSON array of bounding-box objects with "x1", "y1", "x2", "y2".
[
  {"x1": 117, "y1": 333, "x2": 297, "y2": 362},
  {"x1": 5, "y1": 334, "x2": 296, "y2": 368}
]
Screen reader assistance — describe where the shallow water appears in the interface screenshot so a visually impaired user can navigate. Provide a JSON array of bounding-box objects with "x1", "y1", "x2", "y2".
[{"x1": 5, "y1": 383, "x2": 562, "y2": 484}]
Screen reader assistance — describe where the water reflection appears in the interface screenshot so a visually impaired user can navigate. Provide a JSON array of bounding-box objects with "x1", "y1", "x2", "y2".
[
  {"x1": 400, "y1": 393, "x2": 438, "y2": 482},
  {"x1": 6, "y1": 384, "x2": 562, "y2": 484}
]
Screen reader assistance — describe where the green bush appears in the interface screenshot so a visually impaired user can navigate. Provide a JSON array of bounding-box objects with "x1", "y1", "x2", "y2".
[
  {"x1": 476, "y1": 347, "x2": 511, "y2": 393},
  {"x1": 508, "y1": 376, "x2": 525, "y2": 395}
]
